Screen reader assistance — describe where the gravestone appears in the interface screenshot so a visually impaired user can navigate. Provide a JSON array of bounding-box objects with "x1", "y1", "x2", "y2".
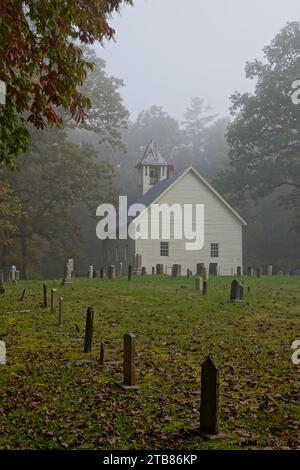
[
  {"x1": 128, "y1": 265, "x2": 132, "y2": 281},
  {"x1": 59, "y1": 298, "x2": 64, "y2": 327},
  {"x1": 117, "y1": 262, "x2": 123, "y2": 277},
  {"x1": 0, "y1": 341, "x2": 6, "y2": 365},
  {"x1": 89, "y1": 266, "x2": 94, "y2": 279},
  {"x1": 256, "y1": 267, "x2": 262, "y2": 278},
  {"x1": 51, "y1": 289, "x2": 57, "y2": 314},
  {"x1": 141, "y1": 267, "x2": 146, "y2": 276},
  {"x1": 11, "y1": 265, "x2": 17, "y2": 282},
  {"x1": 156, "y1": 264, "x2": 164, "y2": 275},
  {"x1": 195, "y1": 278, "x2": 203, "y2": 292},
  {"x1": 267, "y1": 265, "x2": 273, "y2": 276},
  {"x1": 152, "y1": 267, "x2": 155, "y2": 275},
  {"x1": 199, "y1": 357, "x2": 224, "y2": 439},
  {"x1": 196, "y1": 263, "x2": 204, "y2": 276},
  {"x1": 43, "y1": 283, "x2": 48, "y2": 308},
  {"x1": 203, "y1": 281, "x2": 208, "y2": 296},
  {"x1": 62, "y1": 258, "x2": 74, "y2": 285},
  {"x1": 247, "y1": 266, "x2": 254, "y2": 277},
  {"x1": 0, "y1": 270, "x2": 5, "y2": 294},
  {"x1": 108, "y1": 265, "x2": 116, "y2": 279},
  {"x1": 84, "y1": 307, "x2": 94, "y2": 353},
  {"x1": 100, "y1": 267, "x2": 106, "y2": 279},
  {"x1": 209, "y1": 263, "x2": 218, "y2": 276},
  {"x1": 230, "y1": 280, "x2": 244, "y2": 303},
  {"x1": 99, "y1": 342, "x2": 105, "y2": 367},
  {"x1": 118, "y1": 333, "x2": 138, "y2": 389},
  {"x1": 237, "y1": 266, "x2": 242, "y2": 277},
  {"x1": 187, "y1": 269, "x2": 191, "y2": 279}
]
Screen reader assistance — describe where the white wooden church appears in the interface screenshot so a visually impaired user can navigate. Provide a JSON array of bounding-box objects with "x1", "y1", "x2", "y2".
[{"x1": 100, "y1": 140, "x2": 247, "y2": 276}]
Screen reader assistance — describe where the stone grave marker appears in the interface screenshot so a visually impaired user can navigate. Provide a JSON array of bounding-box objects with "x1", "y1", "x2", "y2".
[
  {"x1": 0, "y1": 341, "x2": 6, "y2": 365},
  {"x1": 84, "y1": 307, "x2": 94, "y2": 353},
  {"x1": 118, "y1": 333, "x2": 138, "y2": 389},
  {"x1": 108, "y1": 265, "x2": 116, "y2": 279},
  {"x1": 43, "y1": 283, "x2": 48, "y2": 308},
  {"x1": 237, "y1": 266, "x2": 242, "y2": 276},
  {"x1": 195, "y1": 278, "x2": 203, "y2": 292},
  {"x1": 11, "y1": 265, "x2": 16, "y2": 282},
  {"x1": 199, "y1": 357, "x2": 224, "y2": 440},
  {"x1": 99, "y1": 342, "x2": 105, "y2": 367},
  {"x1": 267, "y1": 265, "x2": 273, "y2": 276},
  {"x1": 62, "y1": 258, "x2": 74, "y2": 286},
  {"x1": 128, "y1": 265, "x2": 132, "y2": 281},
  {"x1": 256, "y1": 267, "x2": 262, "y2": 278},
  {"x1": 156, "y1": 264, "x2": 164, "y2": 275},
  {"x1": 152, "y1": 267, "x2": 155, "y2": 275},
  {"x1": 141, "y1": 267, "x2": 146, "y2": 276},
  {"x1": 51, "y1": 289, "x2": 57, "y2": 314},
  {"x1": 88, "y1": 266, "x2": 94, "y2": 279},
  {"x1": 100, "y1": 267, "x2": 106, "y2": 279},
  {"x1": 230, "y1": 280, "x2": 244, "y2": 303},
  {"x1": 59, "y1": 298, "x2": 64, "y2": 327},
  {"x1": 203, "y1": 281, "x2": 208, "y2": 296}
]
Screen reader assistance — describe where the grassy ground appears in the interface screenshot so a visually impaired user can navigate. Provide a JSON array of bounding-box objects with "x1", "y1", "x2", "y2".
[{"x1": 0, "y1": 275, "x2": 299, "y2": 450}]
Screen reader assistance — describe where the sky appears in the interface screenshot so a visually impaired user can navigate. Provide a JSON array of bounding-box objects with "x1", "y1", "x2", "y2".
[{"x1": 96, "y1": 0, "x2": 300, "y2": 122}]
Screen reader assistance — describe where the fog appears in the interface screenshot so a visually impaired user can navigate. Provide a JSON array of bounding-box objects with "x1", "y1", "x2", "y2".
[{"x1": 96, "y1": 0, "x2": 300, "y2": 120}]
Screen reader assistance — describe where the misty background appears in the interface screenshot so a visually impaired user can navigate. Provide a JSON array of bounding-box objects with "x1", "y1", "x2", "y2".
[{"x1": 1, "y1": 0, "x2": 300, "y2": 278}]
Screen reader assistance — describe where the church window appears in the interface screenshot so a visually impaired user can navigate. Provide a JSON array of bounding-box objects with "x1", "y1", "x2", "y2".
[
  {"x1": 211, "y1": 243, "x2": 219, "y2": 258},
  {"x1": 160, "y1": 242, "x2": 169, "y2": 257}
]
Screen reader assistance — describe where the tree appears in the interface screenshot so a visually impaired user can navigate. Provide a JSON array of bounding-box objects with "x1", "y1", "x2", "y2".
[
  {"x1": 0, "y1": 127, "x2": 117, "y2": 278},
  {"x1": 0, "y1": 181, "x2": 20, "y2": 245},
  {"x1": 227, "y1": 22, "x2": 300, "y2": 231},
  {"x1": 182, "y1": 97, "x2": 217, "y2": 162},
  {"x1": 0, "y1": 0, "x2": 133, "y2": 167}
]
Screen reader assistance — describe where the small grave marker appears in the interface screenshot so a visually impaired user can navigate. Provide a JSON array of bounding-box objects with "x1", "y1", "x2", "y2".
[
  {"x1": 59, "y1": 298, "x2": 64, "y2": 327},
  {"x1": 203, "y1": 281, "x2": 208, "y2": 296},
  {"x1": 84, "y1": 307, "x2": 94, "y2": 353},
  {"x1": 267, "y1": 265, "x2": 273, "y2": 276},
  {"x1": 141, "y1": 267, "x2": 146, "y2": 276},
  {"x1": 51, "y1": 289, "x2": 57, "y2": 314},
  {"x1": 230, "y1": 280, "x2": 244, "y2": 303},
  {"x1": 118, "y1": 333, "x2": 138, "y2": 389},
  {"x1": 43, "y1": 283, "x2": 48, "y2": 308},
  {"x1": 99, "y1": 342, "x2": 105, "y2": 367},
  {"x1": 128, "y1": 265, "x2": 132, "y2": 281},
  {"x1": 108, "y1": 265, "x2": 116, "y2": 279},
  {"x1": 199, "y1": 357, "x2": 224, "y2": 440},
  {"x1": 0, "y1": 341, "x2": 6, "y2": 365}
]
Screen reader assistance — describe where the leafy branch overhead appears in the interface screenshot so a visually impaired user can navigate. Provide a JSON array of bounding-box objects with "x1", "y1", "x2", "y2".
[{"x1": 0, "y1": 0, "x2": 133, "y2": 166}]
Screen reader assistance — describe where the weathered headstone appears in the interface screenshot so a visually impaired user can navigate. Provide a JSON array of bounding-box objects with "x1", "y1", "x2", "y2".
[
  {"x1": 195, "y1": 277, "x2": 203, "y2": 292},
  {"x1": 62, "y1": 258, "x2": 74, "y2": 285},
  {"x1": 43, "y1": 283, "x2": 48, "y2": 308},
  {"x1": 203, "y1": 281, "x2": 208, "y2": 296},
  {"x1": 152, "y1": 267, "x2": 155, "y2": 275},
  {"x1": 141, "y1": 267, "x2": 146, "y2": 276},
  {"x1": 256, "y1": 267, "x2": 262, "y2": 278},
  {"x1": 0, "y1": 340, "x2": 6, "y2": 365},
  {"x1": 108, "y1": 265, "x2": 116, "y2": 279},
  {"x1": 84, "y1": 307, "x2": 94, "y2": 353},
  {"x1": 156, "y1": 264, "x2": 164, "y2": 275},
  {"x1": 118, "y1": 333, "x2": 138, "y2": 389},
  {"x1": 199, "y1": 357, "x2": 224, "y2": 440},
  {"x1": 59, "y1": 298, "x2": 64, "y2": 327},
  {"x1": 128, "y1": 265, "x2": 132, "y2": 281},
  {"x1": 196, "y1": 263, "x2": 204, "y2": 276},
  {"x1": 11, "y1": 265, "x2": 17, "y2": 282},
  {"x1": 88, "y1": 266, "x2": 94, "y2": 279},
  {"x1": 247, "y1": 266, "x2": 254, "y2": 277},
  {"x1": 230, "y1": 280, "x2": 244, "y2": 303},
  {"x1": 237, "y1": 266, "x2": 242, "y2": 276},
  {"x1": 51, "y1": 289, "x2": 57, "y2": 314},
  {"x1": 0, "y1": 270, "x2": 5, "y2": 294},
  {"x1": 267, "y1": 265, "x2": 273, "y2": 276},
  {"x1": 100, "y1": 267, "x2": 106, "y2": 279},
  {"x1": 99, "y1": 342, "x2": 105, "y2": 366},
  {"x1": 118, "y1": 263, "x2": 123, "y2": 277}
]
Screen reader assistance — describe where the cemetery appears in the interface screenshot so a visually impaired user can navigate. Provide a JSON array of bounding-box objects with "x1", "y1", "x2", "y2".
[{"x1": 0, "y1": 270, "x2": 299, "y2": 450}]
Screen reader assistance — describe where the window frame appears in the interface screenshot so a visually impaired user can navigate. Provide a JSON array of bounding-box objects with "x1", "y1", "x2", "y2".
[
  {"x1": 160, "y1": 241, "x2": 169, "y2": 257},
  {"x1": 210, "y1": 243, "x2": 219, "y2": 258}
]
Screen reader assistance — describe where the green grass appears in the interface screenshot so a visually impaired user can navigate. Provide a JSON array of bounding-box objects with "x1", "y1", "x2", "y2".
[{"x1": 0, "y1": 275, "x2": 299, "y2": 450}]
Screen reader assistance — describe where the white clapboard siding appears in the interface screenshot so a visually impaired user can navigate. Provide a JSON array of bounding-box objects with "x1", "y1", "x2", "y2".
[{"x1": 134, "y1": 169, "x2": 245, "y2": 275}]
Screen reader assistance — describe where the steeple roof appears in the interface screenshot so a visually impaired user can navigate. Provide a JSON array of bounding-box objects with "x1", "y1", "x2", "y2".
[{"x1": 135, "y1": 140, "x2": 168, "y2": 167}]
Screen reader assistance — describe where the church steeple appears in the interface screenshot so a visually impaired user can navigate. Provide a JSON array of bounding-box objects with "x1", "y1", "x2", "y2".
[{"x1": 136, "y1": 140, "x2": 169, "y2": 196}]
